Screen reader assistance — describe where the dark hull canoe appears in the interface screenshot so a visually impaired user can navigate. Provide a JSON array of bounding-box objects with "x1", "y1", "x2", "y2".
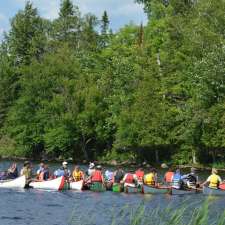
[
  {"x1": 112, "y1": 183, "x2": 124, "y2": 193},
  {"x1": 171, "y1": 188, "x2": 200, "y2": 195},
  {"x1": 143, "y1": 185, "x2": 171, "y2": 194},
  {"x1": 90, "y1": 182, "x2": 106, "y2": 192},
  {"x1": 203, "y1": 186, "x2": 225, "y2": 196},
  {"x1": 124, "y1": 184, "x2": 143, "y2": 193}
]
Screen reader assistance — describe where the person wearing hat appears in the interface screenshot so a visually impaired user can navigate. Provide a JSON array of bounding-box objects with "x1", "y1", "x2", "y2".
[
  {"x1": 54, "y1": 161, "x2": 71, "y2": 178},
  {"x1": 181, "y1": 167, "x2": 198, "y2": 189},
  {"x1": 20, "y1": 161, "x2": 33, "y2": 183},
  {"x1": 87, "y1": 162, "x2": 95, "y2": 177},
  {"x1": 204, "y1": 168, "x2": 222, "y2": 189}
]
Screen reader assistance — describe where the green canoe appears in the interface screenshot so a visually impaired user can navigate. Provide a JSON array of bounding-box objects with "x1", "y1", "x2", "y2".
[
  {"x1": 112, "y1": 183, "x2": 124, "y2": 192},
  {"x1": 90, "y1": 182, "x2": 106, "y2": 192}
]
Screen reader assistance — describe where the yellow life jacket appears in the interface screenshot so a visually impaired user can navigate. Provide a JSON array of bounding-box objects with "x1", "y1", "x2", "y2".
[
  {"x1": 73, "y1": 170, "x2": 83, "y2": 181},
  {"x1": 209, "y1": 174, "x2": 220, "y2": 188},
  {"x1": 145, "y1": 173, "x2": 155, "y2": 186}
]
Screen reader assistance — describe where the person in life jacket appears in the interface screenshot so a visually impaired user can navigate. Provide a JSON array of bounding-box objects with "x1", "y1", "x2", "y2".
[
  {"x1": 122, "y1": 170, "x2": 138, "y2": 187},
  {"x1": 172, "y1": 169, "x2": 183, "y2": 189},
  {"x1": 54, "y1": 161, "x2": 71, "y2": 178},
  {"x1": 38, "y1": 164, "x2": 50, "y2": 181},
  {"x1": 21, "y1": 161, "x2": 33, "y2": 184},
  {"x1": 91, "y1": 165, "x2": 104, "y2": 183},
  {"x1": 182, "y1": 167, "x2": 198, "y2": 189},
  {"x1": 164, "y1": 168, "x2": 174, "y2": 183},
  {"x1": 113, "y1": 166, "x2": 125, "y2": 183},
  {"x1": 144, "y1": 168, "x2": 157, "y2": 186},
  {"x1": 72, "y1": 166, "x2": 84, "y2": 182},
  {"x1": 204, "y1": 168, "x2": 222, "y2": 189},
  {"x1": 135, "y1": 168, "x2": 145, "y2": 183}
]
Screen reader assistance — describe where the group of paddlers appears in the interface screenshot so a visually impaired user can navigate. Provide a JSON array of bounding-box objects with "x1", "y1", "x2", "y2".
[{"x1": 0, "y1": 161, "x2": 224, "y2": 190}]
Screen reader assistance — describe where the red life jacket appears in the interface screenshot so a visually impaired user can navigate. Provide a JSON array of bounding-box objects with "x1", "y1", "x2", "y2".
[
  {"x1": 135, "y1": 170, "x2": 144, "y2": 181},
  {"x1": 125, "y1": 173, "x2": 134, "y2": 184},
  {"x1": 164, "y1": 171, "x2": 174, "y2": 183},
  {"x1": 91, "y1": 170, "x2": 103, "y2": 183},
  {"x1": 219, "y1": 183, "x2": 225, "y2": 190}
]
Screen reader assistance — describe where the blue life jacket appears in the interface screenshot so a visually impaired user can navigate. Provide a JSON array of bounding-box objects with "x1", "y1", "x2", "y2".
[
  {"x1": 54, "y1": 169, "x2": 65, "y2": 177},
  {"x1": 172, "y1": 173, "x2": 182, "y2": 189}
]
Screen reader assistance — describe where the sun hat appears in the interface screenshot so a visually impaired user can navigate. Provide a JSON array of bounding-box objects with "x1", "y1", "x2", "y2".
[{"x1": 89, "y1": 162, "x2": 95, "y2": 169}]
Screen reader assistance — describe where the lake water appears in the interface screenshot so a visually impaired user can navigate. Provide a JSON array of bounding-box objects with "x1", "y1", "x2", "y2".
[{"x1": 0, "y1": 160, "x2": 225, "y2": 225}]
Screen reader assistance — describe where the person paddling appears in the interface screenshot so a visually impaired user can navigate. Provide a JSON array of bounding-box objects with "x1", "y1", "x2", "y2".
[
  {"x1": 7, "y1": 163, "x2": 18, "y2": 179},
  {"x1": 172, "y1": 169, "x2": 183, "y2": 189},
  {"x1": 72, "y1": 166, "x2": 84, "y2": 182},
  {"x1": 203, "y1": 168, "x2": 222, "y2": 189},
  {"x1": 164, "y1": 168, "x2": 174, "y2": 184},
  {"x1": 113, "y1": 166, "x2": 125, "y2": 184},
  {"x1": 91, "y1": 165, "x2": 104, "y2": 183},
  {"x1": 54, "y1": 161, "x2": 71, "y2": 179},
  {"x1": 38, "y1": 164, "x2": 50, "y2": 181},
  {"x1": 182, "y1": 167, "x2": 198, "y2": 189},
  {"x1": 144, "y1": 168, "x2": 157, "y2": 186},
  {"x1": 36, "y1": 162, "x2": 45, "y2": 179},
  {"x1": 135, "y1": 168, "x2": 145, "y2": 184},
  {"x1": 20, "y1": 161, "x2": 33, "y2": 185},
  {"x1": 122, "y1": 170, "x2": 138, "y2": 187}
]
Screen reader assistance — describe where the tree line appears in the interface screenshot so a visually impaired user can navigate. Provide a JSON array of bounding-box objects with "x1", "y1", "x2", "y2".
[{"x1": 0, "y1": 0, "x2": 225, "y2": 165}]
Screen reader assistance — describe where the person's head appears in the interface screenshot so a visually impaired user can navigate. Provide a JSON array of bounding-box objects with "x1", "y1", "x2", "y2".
[
  {"x1": 44, "y1": 164, "x2": 49, "y2": 170},
  {"x1": 89, "y1": 162, "x2": 95, "y2": 169},
  {"x1": 175, "y1": 168, "x2": 180, "y2": 174},
  {"x1": 138, "y1": 167, "x2": 144, "y2": 171},
  {"x1": 40, "y1": 162, "x2": 45, "y2": 168},
  {"x1": 11, "y1": 163, "x2": 17, "y2": 168},
  {"x1": 212, "y1": 168, "x2": 218, "y2": 175},
  {"x1": 24, "y1": 161, "x2": 30, "y2": 168},
  {"x1": 62, "y1": 161, "x2": 68, "y2": 168},
  {"x1": 75, "y1": 166, "x2": 80, "y2": 172},
  {"x1": 96, "y1": 165, "x2": 102, "y2": 170}
]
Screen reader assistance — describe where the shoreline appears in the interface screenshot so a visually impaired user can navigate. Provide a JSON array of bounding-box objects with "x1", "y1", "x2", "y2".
[{"x1": 1, "y1": 155, "x2": 225, "y2": 172}]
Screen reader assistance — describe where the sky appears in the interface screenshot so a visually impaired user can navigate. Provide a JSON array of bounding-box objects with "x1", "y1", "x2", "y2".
[{"x1": 0, "y1": 0, "x2": 147, "y2": 40}]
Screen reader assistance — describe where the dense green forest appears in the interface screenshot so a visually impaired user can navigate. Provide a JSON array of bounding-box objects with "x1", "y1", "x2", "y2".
[{"x1": 0, "y1": 0, "x2": 225, "y2": 165}]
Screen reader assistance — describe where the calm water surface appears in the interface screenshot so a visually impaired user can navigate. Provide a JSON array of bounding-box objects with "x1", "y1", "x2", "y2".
[{"x1": 0, "y1": 160, "x2": 225, "y2": 225}]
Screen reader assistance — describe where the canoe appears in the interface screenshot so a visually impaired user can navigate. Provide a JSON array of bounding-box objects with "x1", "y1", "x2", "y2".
[
  {"x1": 90, "y1": 182, "x2": 106, "y2": 192},
  {"x1": 124, "y1": 183, "x2": 143, "y2": 193},
  {"x1": 112, "y1": 183, "x2": 124, "y2": 193},
  {"x1": 0, "y1": 176, "x2": 26, "y2": 189},
  {"x1": 29, "y1": 176, "x2": 65, "y2": 191},
  {"x1": 203, "y1": 186, "x2": 225, "y2": 196},
  {"x1": 69, "y1": 180, "x2": 83, "y2": 190},
  {"x1": 171, "y1": 188, "x2": 199, "y2": 195},
  {"x1": 143, "y1": 185, "x2": 171, "y2": 194}
]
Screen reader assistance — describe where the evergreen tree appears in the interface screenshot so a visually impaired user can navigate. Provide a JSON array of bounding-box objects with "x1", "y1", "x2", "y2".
[{"x1": 7, "y1": 1, "x2": 47, "y2": 65}]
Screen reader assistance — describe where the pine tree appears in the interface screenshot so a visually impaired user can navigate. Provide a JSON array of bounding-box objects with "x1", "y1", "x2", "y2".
[
  {"x1": 52, "y1": 0, "x2": 81, "y2": 47},
  {"x1": 7, "y1": 1, "x2": 47, "y2": 65}
]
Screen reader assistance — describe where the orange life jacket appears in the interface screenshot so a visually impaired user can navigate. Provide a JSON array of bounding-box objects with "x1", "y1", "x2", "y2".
[
  {"x1": 125, "y1": 173, "x2": 134, "y2": 184},
  {"x1": 219, "y1": 183, "x2": 225, "y2": 190},
  {"x1": 91, "y1": 170, "x2": 103, "y2": 183},
  {"x1": 135, "y1": 170, "x2": 144, "y2": 181},
  {"x1": 164, "y1": 172, "x2": 174, "y2": 183}
]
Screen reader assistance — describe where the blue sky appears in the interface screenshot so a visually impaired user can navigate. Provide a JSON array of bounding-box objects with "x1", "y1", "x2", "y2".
[{"x1": 0, "y1": 0, "x2": 147, "y2": 40}]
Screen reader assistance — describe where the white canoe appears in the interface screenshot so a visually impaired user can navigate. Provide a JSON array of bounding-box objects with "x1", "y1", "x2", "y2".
[
  {"x1": 29, "y1": 176, "x2": 65, "y2": 191},
  {"x1": 0, "y1": 175, "x2": 26, "y2": 189},
  {"x1": 69, "y1": 180, "x2": 83, "y2": 190}
]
